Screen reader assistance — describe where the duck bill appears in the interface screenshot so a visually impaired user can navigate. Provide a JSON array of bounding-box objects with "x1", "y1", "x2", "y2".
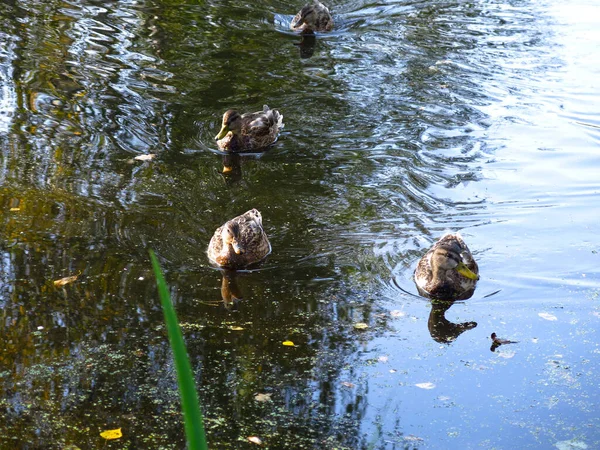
[
  {"x1": 215, "y1": 124, "x2": 229, "y2": 140},
  {"x1": 231, "y1": 240, "x2": 244, "y2": 255},
  {"x1": 456, "y1": 262, "x2": 479, "y2": 280},
  {"x1": 292, "y1": 19, "x2": 305, "y2": 29}
]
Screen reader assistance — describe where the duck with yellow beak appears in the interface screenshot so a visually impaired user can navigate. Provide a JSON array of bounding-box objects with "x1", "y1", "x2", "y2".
[
  {"x1": 215, "y1": 105, "x2": 283, "y2": 152},
  {"x1": 414, "y1": 233, "x2": 480, "y2": 301}
]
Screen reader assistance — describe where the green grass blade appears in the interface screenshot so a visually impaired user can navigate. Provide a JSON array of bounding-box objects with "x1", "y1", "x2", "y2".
[{"x1": 149, "y1": 250, "x2": 208, "y2": 450}]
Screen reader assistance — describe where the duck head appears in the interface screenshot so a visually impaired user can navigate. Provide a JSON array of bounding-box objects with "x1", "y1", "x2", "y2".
[
  {"x1": 430, "y1": 242, "x2": 479, "y2": 281},
  {"x1": 215, "y1": 110, "x2": 243, "y2": 140}
]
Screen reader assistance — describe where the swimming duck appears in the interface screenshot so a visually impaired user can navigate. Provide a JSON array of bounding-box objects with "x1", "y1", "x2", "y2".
[
  {"x1": 490, "y1": 332, "x2": 518, "y2": 352},
  {"x1": 207, "y1": 209, "x2": 271, "y2": 269},
  {"x1": 290, "y1": 0, "x2": 334, "y2": 33},
  {"x1": 215, "y1": 105, "x2": 283, "y2": 152},
  {"x1": 414, "y1": 233, "x2": 479, "y2": 301}
]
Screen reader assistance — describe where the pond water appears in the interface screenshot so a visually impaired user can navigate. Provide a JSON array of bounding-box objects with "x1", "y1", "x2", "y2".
[{"x1": 1, "y1": 0, "x2": 599, "y2": 448}]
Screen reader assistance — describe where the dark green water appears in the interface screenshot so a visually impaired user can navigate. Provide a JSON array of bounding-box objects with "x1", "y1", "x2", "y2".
[{"x1": 1, "y1": 0, "x2": 599, "y2": 448}]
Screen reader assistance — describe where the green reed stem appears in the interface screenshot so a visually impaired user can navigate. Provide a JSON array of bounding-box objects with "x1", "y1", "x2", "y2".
[{"x1": 149, "y1": 250, "x2": 208, "y2": 450}]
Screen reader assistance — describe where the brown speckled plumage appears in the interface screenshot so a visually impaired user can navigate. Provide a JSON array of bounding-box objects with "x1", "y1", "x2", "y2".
[
  {"x1": 215, "y1": 105, "x2": 283, "y2": 152},
  {"x1": 290, "y1": 1, "x2": 334, "y2": 33},
  {"x1": 207, "y1": 209, "x2": 271, "y2": 269},
  {"x1": 414, "y1": 233, "x2": 479, "y2": 301}
]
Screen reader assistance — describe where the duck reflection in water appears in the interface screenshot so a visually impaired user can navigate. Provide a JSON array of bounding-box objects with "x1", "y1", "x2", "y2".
[
  {"x1": 294, "y1": 33, "x2": 317, "y2": 59},
  {"x1": 427, "y1": 299, "x2": 477, "y2": 343},
  {"x1": 221, "y1": 153, "x2": 243, "y2": 185},
  {"x1": 221, "y1": 270, "x2": 243, "y2": 309},
  {"x1": 414, "y1": 233, "x2": 480, "y2": 343}
]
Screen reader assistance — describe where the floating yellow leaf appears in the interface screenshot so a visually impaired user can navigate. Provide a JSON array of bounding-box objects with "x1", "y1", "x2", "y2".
[
  {"x1": 54, "y1": 275, "x2": 78, "y2": 287},
  {"x1": 134, "y1": 154, "x2": 156, "y2": 161},
  {"x1": 100, "y1": 428, "x2": 122, "y2": 440},
  {"x1": 247, "y1": 436, "x2": 263, "y2": 445},
  {"x1": 353, "y1": 322, "x2": 369, "y2": 330},
  {"x1": 282, "y1": 340, "x2": 295, "y2": 346},
  {"x1": 9, "y1": 207, "x2": 20, "y2": 212},
  {"x1": 229, "y1": 326, "x2": 244, "y2": 331}
]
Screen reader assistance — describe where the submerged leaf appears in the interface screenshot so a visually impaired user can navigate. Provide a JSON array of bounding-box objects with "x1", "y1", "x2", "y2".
[
  {"x1": 100, "y1": 428, "x2": 122, "y2": 440},
  {"x1": 341, "y1": 381, "x2": 355, "y2": 388},
  {"x1": 282, "y1": 340, "x2": 295, "y2": 346},
  {"x1": 390, "y1": 310, "x2": 406, "y2": 318},
  {"x1": 54, "y1": 275, "x2": 78, "y2": 287}
]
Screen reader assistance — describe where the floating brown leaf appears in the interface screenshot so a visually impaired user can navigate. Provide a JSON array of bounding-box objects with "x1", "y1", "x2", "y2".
[{"x1": 54, "y1": 275, "x2": 78, "y2": 287}]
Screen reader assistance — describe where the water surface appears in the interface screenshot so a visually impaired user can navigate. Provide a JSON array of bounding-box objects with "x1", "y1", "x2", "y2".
[{"x1": 1, "y1": 0, "x2": 599, "y2": 448}]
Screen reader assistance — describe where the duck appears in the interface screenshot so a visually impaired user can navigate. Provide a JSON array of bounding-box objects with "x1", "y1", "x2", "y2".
[
  {"x1": 490, "y1": 332, "x2": 518, "y2": 352},
  {"x1": 207, "y1": 209, "x2": 271, "y2": 269},
  {"x1": 414, "y1": 233, "x2": 480, "y2": 301},
  {"x1": 215, "y1": 105, "x2": 283, "y2": 152},
  {"x1": 290, "y1": 0, "x2": 334, "y2": 33}
]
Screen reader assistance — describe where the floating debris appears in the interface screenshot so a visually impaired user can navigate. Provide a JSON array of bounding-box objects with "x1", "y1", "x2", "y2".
[
  {"x1": 254, "y1": 393, "x2": 272, "y2": 403},
  {"x1": 53, "y1": 275, "x2": 78, "y2": 287},
  {"x1": 134, "y1": 153, "x2": 156, "y2": 161}
]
